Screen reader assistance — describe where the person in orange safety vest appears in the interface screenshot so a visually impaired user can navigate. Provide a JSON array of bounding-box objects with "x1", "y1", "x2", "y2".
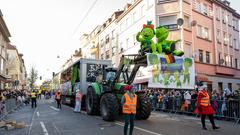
[
  {"x1": 121, "y1": 85, "x2": 137, "y2": 135},
  {"x1": 55, "y1": 90, "x2": 62, "y2": 109},
  {"x1": 194, "y1": 83, "x2": 220, "y2": 130}
]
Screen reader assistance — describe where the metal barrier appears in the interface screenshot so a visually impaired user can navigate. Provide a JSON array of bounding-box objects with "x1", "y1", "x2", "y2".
[
  {"x1": 0, "y1": 98, "x2": 23, "y2": 120},
  {"x1": 151, "y1": 97, "x2": 240, "y2": 125}
]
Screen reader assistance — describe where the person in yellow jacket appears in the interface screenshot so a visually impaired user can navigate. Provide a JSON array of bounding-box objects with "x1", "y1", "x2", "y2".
[
  {"x1": 121, "y1": 85, "x2": 137, "y2": 135},
  {"x1": 31, "y1": 90, "x2": 37, "y2": 108}
]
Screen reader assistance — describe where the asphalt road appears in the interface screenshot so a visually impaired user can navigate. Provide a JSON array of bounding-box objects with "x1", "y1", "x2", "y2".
[{"x1": 0, "y1": 99, "x2": 240, "y2": 135}]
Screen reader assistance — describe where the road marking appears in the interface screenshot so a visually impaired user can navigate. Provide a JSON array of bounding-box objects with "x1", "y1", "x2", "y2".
[
  {"x1": 50, "y1": 106, "x2": 60, "y2": 111},
  {"x1": 37, "y1": 111, "x2": 40, "y2": 117},
  {"x1": 40, "y1": 121, "x2": 49, "y2": 135},
  {"x1": 115, "y1": 121, "x2": 163, "y2": 135},
  {"x1": 52, "y1": 122, "x2": 60, "y2": 134},
  {"x1": 27, "y1": 108, "x2": 37, "y2": 135}
]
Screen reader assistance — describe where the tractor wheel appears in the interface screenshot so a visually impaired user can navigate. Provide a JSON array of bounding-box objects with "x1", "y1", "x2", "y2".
[
  {"x1": 100, "y1": 93, "x2": 119, "y2": 121},
  {"x1": 136, "y1": 95, "x2": 152, "y2": 120},
  {"x1": 86, "y1": 87, "x2": 99, "y2": 115}
]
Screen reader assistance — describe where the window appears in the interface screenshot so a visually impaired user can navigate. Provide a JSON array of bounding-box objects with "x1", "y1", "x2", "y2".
[
  {"x1": 183, "y1": 15, "x2": 191, "y2": 29},
  {"x1": 197, "y1": 25, "x2": 202, "y2": 37},
  {"x1": 216, "y1": 7, "x2": 220, "y2": 20},
  {"x1": 105, "y1": 35, "x2": 110, "y2": 44},
  {"x1": 228, "y1": 14, "x2": 232, "y2": 26},
  {"x1": 223, "y1": 32, "x2": 227, "y2": 45},
  {"x1": 232, "y1": 19, "x2": 239, "y2": 30},
  {"x1": 230, "y1": 55, "x2": 233, "y2": 67},
  {"x1": 199, "y1": 50, "x2": 203, "y2": 62},
  {"x1": 233, "y1": 39, "x2": 237, "y2": 48},
  {"x1": 197, "y1": 25, "x2": 210, "y2": 40},
  {"x1": 196, "y1": 1, "x2": 201, "y2": 12},
  {"x1": 196, "y1": 2, "x2": 208, "y2": 16},
  {"x1": 234, "y1": 39, "x2": 239, "y2": 50},
  {"x1": 222, "y1": 11, "x2": 226, "y2": 23},
  {"x1": 184, "y1": 43, "x2": 192, "y2": 58},
  {"x1": 112, "y1": 47, "x2": 116, "y2": 56},
  {"x1": 218, "y1": 52, "x2": 223, "y2": 65},
  {"x1": 112, "y1": 30, "x2": 115, "y2": 39},
  {"x1": 228, "y1": 83, "x2": 232, "y2": 91},
  {"x1": 133, "y1": 12, "x2": 137, "y2": 22},
  {"x1": 204, "y1": 27, "x2": 210, "y2": 40},
  {"x1": 202, "y1": 4, "x2": 208, "y2": 16},
  {"x1": 100, "y1": 39, "x2": 104, "y2": 47},
  {"x1": 229, "y1": 34, "x2": 232, "y2": 47},
  {"x1": 159, "y1": 15, "x2": 178, "y2": 30},
  {"x1": 216, "y1": 29, "x2": 221, "y2": 43},
  {"x1": 6, "y1": 68, "x2": 8, "y2": 75},
  {"x1": 206, "y1": 51, "x2": 210, "y2": 63},
  {"x1": 133, "y1": 34, "x2": 138, "y2": 45},
  {"x1": 106, "y1": 50, "x2": 110, "y2": 59},
  {"x1": 101, "y1": 54, "x2": 104, "y2": 59},
  {"x1": 235, "y1": 58, "x2": 238, "y2": 69},
  {"x1": 126, "y1": 18, "x2": 130, "y2": 28},
  {"x1": 224, "y1": 54, "x2": 228, "y2": 66},
  {"x1": 218, "y1": 82, "x2": 223, "y2": 92}
]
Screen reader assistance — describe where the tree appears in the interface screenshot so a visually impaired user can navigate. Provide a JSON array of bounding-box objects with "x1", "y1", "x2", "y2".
[{"x1": 28, "y1": 67, "x2": 38, "y2": 91}]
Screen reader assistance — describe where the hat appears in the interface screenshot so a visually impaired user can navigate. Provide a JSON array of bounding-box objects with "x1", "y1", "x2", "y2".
[
  {"x1": 124, "y1": 85, "x2": 133, "y2": 91},
  {"x1": 76, "y1": 89, "x2": 80, "y2": 92}
]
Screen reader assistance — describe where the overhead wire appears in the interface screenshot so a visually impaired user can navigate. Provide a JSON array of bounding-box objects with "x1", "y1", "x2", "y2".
[{"x1": 72, "y1": 0, "x2": 99, "y2": 35}]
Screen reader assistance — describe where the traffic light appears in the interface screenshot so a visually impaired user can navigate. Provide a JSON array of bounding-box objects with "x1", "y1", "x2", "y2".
[{"x1": 40, "y1": 76, "x2": 42, "y2": 80}]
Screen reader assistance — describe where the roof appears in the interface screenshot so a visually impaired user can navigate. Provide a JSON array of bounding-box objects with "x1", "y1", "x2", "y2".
[
  {"x1": 212, "y1": 0, "x2": 240, "y2": 18},
  {"x1": 7, "y1": 44, "x2": 17, "y2": 50}
]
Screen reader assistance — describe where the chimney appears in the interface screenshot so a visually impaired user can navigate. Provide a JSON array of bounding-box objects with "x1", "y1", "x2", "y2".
[
  {"x1": 124, "y1": 3, "x2": 132, "y2": 11},
  {"x1": 222, "y1": 0, "x2": 230, "y2": 6}
]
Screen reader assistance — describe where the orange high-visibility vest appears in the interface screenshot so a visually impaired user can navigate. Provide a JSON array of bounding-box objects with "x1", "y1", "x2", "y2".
[
  {"x1": 200, "y1": 92, "x2": 210, "y2": 106},
  {"x1": 122, "y1": 93, "x2": 137, "y2": 114},
  {"x1": 56, "y1": 92, "x2": 61, "y2": 100}
]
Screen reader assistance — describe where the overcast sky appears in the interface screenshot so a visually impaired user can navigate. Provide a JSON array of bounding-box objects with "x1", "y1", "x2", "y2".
[{"x1": 0, "y1": 0, "x2": 239, "y2": 84}]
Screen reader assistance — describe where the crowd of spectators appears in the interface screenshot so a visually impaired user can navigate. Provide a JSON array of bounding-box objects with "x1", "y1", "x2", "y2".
[
  {"x1": 0, "y1": 89, "x2": 31, "y2": 119},
  {"x1": 146, "y1": 88, "x2": 240, "y2": 120}
]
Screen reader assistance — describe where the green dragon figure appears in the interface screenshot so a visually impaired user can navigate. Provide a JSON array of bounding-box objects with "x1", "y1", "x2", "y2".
[
  {"x1": 136, "y1": 21, "x2": 157, "y2": 55},
  {"x1": 174, "y1": 70, "x2": 181, "y2": 87},
  {"x1": 183, "y1": 58, "x2": 193, "y2": 84},
  {"x1": 148, "y1": 54, "x2": 160, "y2": 83},
  {"x1": 163, "y1": 71, "x2": 171, "y2": 86},
  {"x1": 155, "y1": 26, "x2": 184, "y2": 56}
]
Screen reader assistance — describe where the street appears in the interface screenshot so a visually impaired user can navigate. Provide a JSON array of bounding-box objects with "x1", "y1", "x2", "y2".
[{"x1": 0, "y1": 99, "x2": 239, "y2": 135}]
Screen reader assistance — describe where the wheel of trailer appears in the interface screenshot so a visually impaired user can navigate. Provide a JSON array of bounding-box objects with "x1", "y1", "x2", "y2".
[
  {"x1": 136, "y1": 95, "x2": 152, "y2": 120},
  {"x1": 100, "y1": 93, "x2": 119, "y2": 121},
  {"x1": 86, "y1": 87, "x2": 99, "y2": 115}
]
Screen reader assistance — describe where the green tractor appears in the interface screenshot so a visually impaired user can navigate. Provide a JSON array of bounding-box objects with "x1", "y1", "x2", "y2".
[{"x1": 85, "y1": 54, "x2": 152, "y2": 121}]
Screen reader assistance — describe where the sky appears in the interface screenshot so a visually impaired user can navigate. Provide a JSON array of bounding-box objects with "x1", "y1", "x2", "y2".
[
  {"x1": 0, "y1": 0, "x2": 239, "y2": 84},
  {"x1": 0, "y1": 0, "x2": 128, "y2": 84}
]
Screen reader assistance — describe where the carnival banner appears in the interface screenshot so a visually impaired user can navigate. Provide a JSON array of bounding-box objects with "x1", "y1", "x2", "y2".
[{"x1": 147, "y1": 53, "x2": 195, "y2": 89}]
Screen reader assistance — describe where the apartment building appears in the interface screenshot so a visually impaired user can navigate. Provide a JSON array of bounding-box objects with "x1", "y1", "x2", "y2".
[
  {"x1": 79, "y1": 0, "x2": 240, "y2": 91},
  {"x1": 0, "y1": 9, "x2": 11, "y2": 90},
  {"x1": 80, "y1": 25, "x2": 102, "y2": 59},
  {"x1": 153, "y1": 0, "x2": 240, "y2": 91},
  {"x1": 6, "y1": 44, "x2": 27, "y2": 90}
]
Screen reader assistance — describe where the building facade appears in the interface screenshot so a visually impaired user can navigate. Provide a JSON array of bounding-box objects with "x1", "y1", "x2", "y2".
[
  {"x1": 6, "y1": 44, "x2": 27, "y2": 90},
  {"x1": 79, "y1": 0, "x2": 240, "y2": 91},
  {"x1": 0, "y1": 9, "x2": 11, "y2": 90}
]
